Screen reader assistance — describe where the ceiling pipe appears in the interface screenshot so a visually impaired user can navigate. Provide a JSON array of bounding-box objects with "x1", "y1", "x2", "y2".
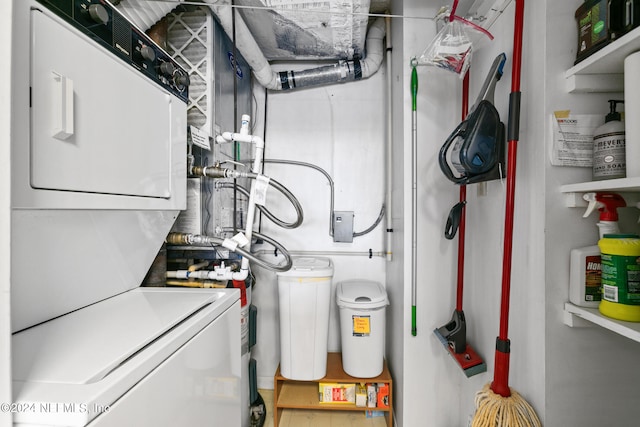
[{"x1": 204, "y1": 1, "x2": 386, "y2": 90}]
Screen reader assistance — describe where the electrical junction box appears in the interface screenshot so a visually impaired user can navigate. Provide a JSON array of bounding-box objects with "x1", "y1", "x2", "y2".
[{"x1": 333, "y1": 211, "x2": 354, "y2": 243}]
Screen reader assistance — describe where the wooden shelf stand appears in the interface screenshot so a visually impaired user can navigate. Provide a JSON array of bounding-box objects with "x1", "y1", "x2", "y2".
[{"x1": 273, "y1": 352, "x2": 393, "y2": 427}]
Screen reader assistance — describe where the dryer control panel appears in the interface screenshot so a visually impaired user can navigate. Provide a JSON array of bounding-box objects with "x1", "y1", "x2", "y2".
[{"x1": 36, "y1": 0, "x2": 189, "y2": 102}]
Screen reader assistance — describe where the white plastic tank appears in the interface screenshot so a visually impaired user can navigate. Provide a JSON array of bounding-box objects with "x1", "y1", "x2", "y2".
[
  {"x1": 276, "y1": 257, "x2": 334, "y2": 380},
  {"x1": 336, "y1": 280, "x2": 389, "y2": 378}
]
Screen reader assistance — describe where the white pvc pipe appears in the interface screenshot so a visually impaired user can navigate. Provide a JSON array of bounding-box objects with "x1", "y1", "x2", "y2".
[
  {"x1": 253, "y1": 249, "x2": 387, "y2": 258},
  {"x1": 216, "y1": 115, "x2": 263, "y2": 280},
  {"x1": 384, "y1": 15, "x2": 393, "y2": 262}
]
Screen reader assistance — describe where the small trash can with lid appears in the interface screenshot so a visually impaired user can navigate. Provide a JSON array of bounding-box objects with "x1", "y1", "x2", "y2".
[
  {"x1": 336, "y1": 280, "x2": 389, "y2": 378},
  {"x1": 277, "y1": 257, "x2": 334, "y2": 380}
]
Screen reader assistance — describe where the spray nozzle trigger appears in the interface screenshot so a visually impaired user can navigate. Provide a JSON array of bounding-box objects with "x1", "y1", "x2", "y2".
[
  {"x1": 582, "y1": 192, "x2": 599, "y2": 218},
  {"x1": 582, "y1": 192, "x2": 626, "y2": 221}
]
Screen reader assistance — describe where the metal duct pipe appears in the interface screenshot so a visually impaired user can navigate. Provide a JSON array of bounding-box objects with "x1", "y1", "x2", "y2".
[
  {"x1": 204, "y1": 1, "x2": 386, "y2": 90},
  {"x1": 276, "y1": 17, "x2": 386, "y2": 90}
]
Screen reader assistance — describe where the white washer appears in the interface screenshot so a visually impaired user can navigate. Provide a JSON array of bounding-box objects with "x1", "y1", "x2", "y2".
[{"x1": 12, "y1": 288, "x2": 241, "y2": 427}]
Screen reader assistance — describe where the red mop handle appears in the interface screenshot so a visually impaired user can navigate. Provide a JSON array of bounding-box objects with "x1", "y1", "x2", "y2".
[
  {"x1": 450, "y1": 0, "x2": 459, "y2": 21},
  {"x1": 456, "y1": 72, "x2": 469, "y2": 311},
  {"x1": 492, "y1": 0, "x2": 525, "y2": 398}
]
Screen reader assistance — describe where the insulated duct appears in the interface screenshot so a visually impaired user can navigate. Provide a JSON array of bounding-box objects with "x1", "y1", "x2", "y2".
[
  {"x1": 116, "y1": 1, "x2": 387, "y2": 90},
  {"x1": 115, "y1": 0, "x2": 183, "y2": 30},
  {"x1": 233, "y1": 0, "x2": 370, "y2": 60},
  {"x1": 203, "y1": 1, "x2": 386, "y2": 90}
]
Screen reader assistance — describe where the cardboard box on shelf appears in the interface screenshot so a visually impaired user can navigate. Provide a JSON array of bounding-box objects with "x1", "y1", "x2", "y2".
[
  {"x1": 376, "y1": 383, "x2": 390, "y2": 408},
  {"x1": 355, "y1": 384, "x2": 367, "y2": 407},
  {"x1": 367, "y1": 383, "x2": 377, "y2": 408},
  {"x1": 318, "y1": 383, "x2": 356, "y2": 404}
]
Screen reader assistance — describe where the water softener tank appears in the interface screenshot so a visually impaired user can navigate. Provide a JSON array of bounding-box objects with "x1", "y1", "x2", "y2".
[{"x1": 277, "y1": 257, "x2": 333, "y2": 380}]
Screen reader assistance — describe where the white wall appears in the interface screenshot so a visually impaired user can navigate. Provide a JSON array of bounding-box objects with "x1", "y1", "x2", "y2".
[
  {"x1": 392, "y1": 1, "x2": 640, "y2": 426},
  {"x1": 250, "y1": 63, "x2": 388, "y2": 389},
  {"x1": 251, "y1": 3, "x2": 552, "y2": 426},
  {"x1": 1, "y1": 2, "x2": 12, "y2": 427},
  {"x1": 385, "y1": 2, "x2": 408, "y2": 425},
  {"x1": 398, "y1": 1, "x2": 546, "y2": 425},
  {"x1": 398, "y1": 3, "x2": 468, "y2": 426}
]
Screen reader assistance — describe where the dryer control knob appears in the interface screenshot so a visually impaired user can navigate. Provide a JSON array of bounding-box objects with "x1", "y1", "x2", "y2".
[
  {"x1": 139, "y1": 45, "x2": 156, "y2": 62},
  {"x1": 174, "y1": 70, "x2": 190, "y2": 90},
  {"x1": 87, "y1": 4, "x2": 109, "y2": 25},
  {"x1": 159, "y1": 61, "x2": 175, "y2": 77}
]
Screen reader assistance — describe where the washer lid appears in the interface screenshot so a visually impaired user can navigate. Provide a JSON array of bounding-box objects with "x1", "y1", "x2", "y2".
[
  {"x1": 276, "y1": 256, "x2": 334, "y2": 278},
  {"x1": 12, "y1": 288, "x2": 234, "y2": 385},
  {"x1": 336, "y1": 280, "x2": 388, "y2": 309},
  {"x1": 11, "y1": 287, "x2": 239, "y2": 427}
]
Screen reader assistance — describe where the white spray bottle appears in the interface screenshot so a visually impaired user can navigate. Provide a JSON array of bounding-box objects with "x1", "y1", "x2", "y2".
[{"x1": 569, "y1": 192, "x2": 626, "y2": 307}]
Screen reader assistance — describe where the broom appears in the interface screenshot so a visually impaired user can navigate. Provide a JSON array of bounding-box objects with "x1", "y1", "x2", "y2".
[{"x1": 471, "y1": 1, "x2": 541, "y2": 426}]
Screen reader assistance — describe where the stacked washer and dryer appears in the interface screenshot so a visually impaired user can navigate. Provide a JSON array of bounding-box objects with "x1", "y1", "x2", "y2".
[{"x1": 10, "y1": 1, "x2": 241, "y2": 425}]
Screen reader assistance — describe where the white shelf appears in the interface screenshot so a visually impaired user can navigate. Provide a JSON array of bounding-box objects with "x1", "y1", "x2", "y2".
[
  {"x1": 565, "y1": 25, "x2": 640, "y2": 93},
  {"x1": 564, "y1": 303, "x2": 640, "y2": 343},
  {"x1": 560, "y1": 177, "x2": 640, "y2": 194},
  {"x1": 566, "y1": 25, "x2": 640, "y2": 75}
]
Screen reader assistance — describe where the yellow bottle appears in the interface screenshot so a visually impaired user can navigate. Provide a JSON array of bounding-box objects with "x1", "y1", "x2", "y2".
[{"x1": 598, "y1": 234, "x2": 640, "y2": 322}]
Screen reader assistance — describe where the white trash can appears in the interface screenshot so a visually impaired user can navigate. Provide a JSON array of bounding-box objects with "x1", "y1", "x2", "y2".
[
  {"x1": 336, "y1": 280, "x2": 388, "y2": 378},
  {"x1": 277, "y1": 257, "x2": 334, "y2": 380}
]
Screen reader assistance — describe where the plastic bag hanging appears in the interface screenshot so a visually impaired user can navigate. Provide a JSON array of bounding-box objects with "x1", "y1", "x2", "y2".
[{"x1": 414, "y1": 16, "x2": 493, "y2": 77}]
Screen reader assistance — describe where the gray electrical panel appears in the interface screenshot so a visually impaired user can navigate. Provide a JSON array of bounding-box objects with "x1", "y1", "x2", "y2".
[{"x1": 333, "y1": 211, "x2": 354, "y2": 243}]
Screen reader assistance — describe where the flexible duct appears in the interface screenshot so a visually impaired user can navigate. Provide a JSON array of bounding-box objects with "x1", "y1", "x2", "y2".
[{"x1": 204, "y1": 1, "x2": 386, "y2": 90}]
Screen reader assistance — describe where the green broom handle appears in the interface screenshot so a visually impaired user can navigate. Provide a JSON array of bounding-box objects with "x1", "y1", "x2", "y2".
[{"x1": 411, "y1": 65, "x2": 418, "y2": 336}]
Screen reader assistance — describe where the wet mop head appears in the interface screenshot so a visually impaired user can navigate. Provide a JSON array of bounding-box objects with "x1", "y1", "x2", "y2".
[{"x1": 471, "y1": 383, "x2": 542, "y2": 427}]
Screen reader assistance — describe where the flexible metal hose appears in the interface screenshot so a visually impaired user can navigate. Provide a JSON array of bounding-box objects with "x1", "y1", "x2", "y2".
[
  {"x1": 166, "y1": 232, "x2": 292, "y2": 272},
  {"x1": 216, "y1": 180, "x2": 303, "y2": 229},
  {"x1": 353, "y1": 204, "x2": 385, "y2": 237},
  {"x1": 261, "y1": 159, "x2": 384, "y2": 238},
  {"x1": 192, "y1": 165, "x2": 304, "y2": 228},
  {"x1": 220, "y1": 228, "x2": 293, "y2": 271},
  {"x1": 261, "y1": 158, "x2": 334, "y2": 236}
]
